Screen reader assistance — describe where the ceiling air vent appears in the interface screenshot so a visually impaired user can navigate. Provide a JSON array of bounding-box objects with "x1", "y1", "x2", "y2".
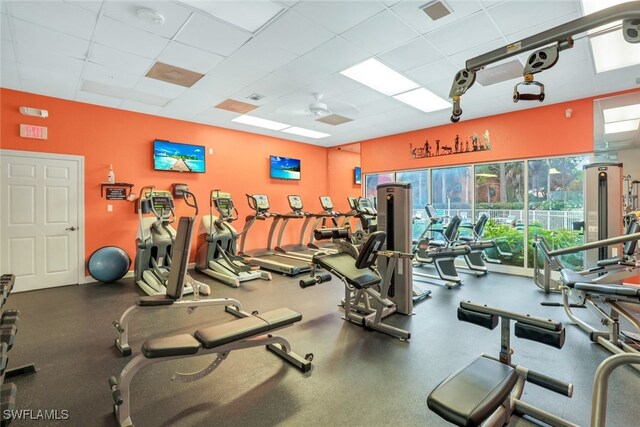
[
  {"x1": 247, "y1": 93, "x2": 265, "y2": 101},
  {"x1": 215, "y1": 99, "x2": 259, "y2": 114},
  {"x1": 316, "y1": 114, "x2": 353, "y2": 126},
  {"x1": 146, "y1": 62, "x2": 204, "y2": 88},
  {"x1": 421, "y1": 0, "x2": 452, "y2": 21}
]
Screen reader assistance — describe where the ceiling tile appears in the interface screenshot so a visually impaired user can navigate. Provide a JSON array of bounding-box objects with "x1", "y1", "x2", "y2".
[
  {"x1": 120, "y1": 99, "x2": 163, "y2": 115},
  {"x1": 1, "y1": 60, "x2": 20, "y2": 89},
  {"x1": 357, "y1": 96, "x2": 404, "y2": 117},
  {"x1": 94, "y1": 16, "x2": 169, "y2": 58},
  {"x1": 191, "y1": 58, "x2": 268, "y2": 97},
  {"x1": 19, "y1": 63, "x2": 78, "y2": 99},
  {"x1": 12, "y1": 18, "x2": 89, "y2": 59},
  {"x1": 232, "y1": 73, "x2": 302, "y2": 104},
  {"x1": 381, "y1": 0, "x2": 402, "y2": 6},
  {"x1": 1, "y1": 40, "x2": 14, "y2": 63},
  {"x1": 448, "y1": 38, "x2": 507, "y2": 69},
  {"x1": 1, "y1": 14, "x2": 12, "y2": 40},
  {"x1": 161, "y1": 89, "x2": 224, "y2": 120},
  {"x1": 330, "y1": 86, "x2": 388, "y2": 105},
  {"x1": 158, "y1": 41, "x2": 224, "y2": 74},
  {"x1": 10, "y1": 1, "x2": 97, "y2": 40},
  {"x1": 180, "y1": 1, "x2": 283, "y2": 33},
  {"x1": 277, "y1": 0, "x2": 299, "y2": 6},
  {"x1": 192, "y1": 106, "x2": 239, "y2": 126},
  {"x1": 135, "y1": 76, "x2": 188, "y2": 99},
  {"x1": 405, "y1": 57, "x2": 460, "y2": 86},
  {"x1": 64, "y1": 1, "x2": 103, "y2": 14},
  {"x1": 304, "y1": 36, "x2": 371, "y2": 73},
  {"x1": 272, "y1": 56, "x2": 335, "y2": 87},
  {"x1": 256, "y1": 9, "x2": 335, "y2": 56},
  {"x1": 304, "y1": 74, "x2": 364, "y2": 99},
  {"x1": 102, "y1": 0, "x2": 192, "y2": 39},
  {"x1": 82, "y1": 61, "x2": 141, "y2": 88},
  {"x1": 487, "y1": 0, "x2": 578, "y2": 37},
  {"x1": 14, "y1": 45, "x2": 85, "y2": 77},
  {"x1": 176, "y1": 13, "x2": 251, "y2": 57},
  {"x1": 292, "y1": 1, "x2": 385, "y2": 34},
  {"x1": 425, "y1": 11, "x2": 502, "y2": 56},
  {"x1": 75, "y1": 91, "x2": 123, "y2": 108},
  {"x1": 88, "y1": 43, "x2": 154, "y2": 75},
  {"x1": 222, "y1": 37, "x2": 296, "y2": 73},
  {"x1": 377, "y1": 37, "x2": 443, "y2": 71},
  {"x1": 341, "y1": 10, "x2": 417, "y2": 55},
  {"x1": 390, "y1": 0, "x2": 483, "y2": 35},
  {"x1": 1, "y1": 2, "x2": 9, "y2": 14}
]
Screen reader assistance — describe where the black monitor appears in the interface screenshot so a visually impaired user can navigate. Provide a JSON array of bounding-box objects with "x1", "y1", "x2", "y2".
[{"x1": 165, "y1": 217, "x2": 194, "y2": 300}]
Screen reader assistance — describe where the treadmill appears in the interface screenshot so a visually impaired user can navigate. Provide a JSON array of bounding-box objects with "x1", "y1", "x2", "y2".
[
  {"x1": 274, "y1": 195, "x2": 324, "y2": 261},
  {"x1": 306, "y1": 196, "x2": 342, "y2": 251},
  {"x1": 238, "y1": 194, "x2": 311, "y2": 276}
]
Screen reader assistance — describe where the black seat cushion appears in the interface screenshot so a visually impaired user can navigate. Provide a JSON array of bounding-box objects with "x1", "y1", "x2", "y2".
[
  {"x1": 596, "y1": 257, "x2": 623, "y2": 268},
  {"x1": 142, "y1": 334, "x2": 201, "y2": 358},
  {"x1": 574, "y1": 283, "x2": 640, "y2": 299},
  {"x1": 427, "y1": 357, "x2": 517, "y2": 427},
  {"x1": 314, "y1": 253, "x2": 381, "y2": 289},
  {"x1": 560, "y1": 269, "x2": 591, "y2": 287},
  {"x1": 256, "y1": 308, "x2": 302, "y2": 330},
  {"x1": 136, "y1": 295, "x2": 176, "y2": 306},
  {"x1": 195, "y1": 316, "x2": 269, "y2": 349}
]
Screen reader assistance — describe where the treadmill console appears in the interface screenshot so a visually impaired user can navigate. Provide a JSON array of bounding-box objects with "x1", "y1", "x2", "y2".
[
  {"x1": 319, "y1": 196, "x2": 333, "y2": 211},
  {"x1": 252, "y1": 194, "x2": 270, "y2": 212},
  {"x1": 288, "y1": 195, "x2": 303, "y2": 211},
  {"x1": 347, "y1": 196, "x2": 359, "y2": 210},
  {"x1": 424, "y1": 204, "x2": 441, "y2": 223},
  {"x1": 215, "y1": 197, "x2": 234, "y2": 218},
  {"x1": 358, "y1": 198, "x2": 376, "y2": 215},
  {"x1": 140, "y1": 190, "x2": 174, "y2": 217}
]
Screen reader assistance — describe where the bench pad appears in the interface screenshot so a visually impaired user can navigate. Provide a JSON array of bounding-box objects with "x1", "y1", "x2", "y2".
[
  {"x1": 427, "y1": 357, "x2": 517, "y2": 427},
  {"x1": 142, "y1": 334, "x2": 201, "y2": 358},
  {"x1": 574, "y1": 283, "x2": 640, "y2": 298},
  {"x1": 256, "y1": 308, "x2": 302, "y2": 330},
  {"x1": 136, "y1": 295, "x2": 176, "y2": 306},
  {"x1": 314, "y1": 253, "x2": 380, "y2": 289}
]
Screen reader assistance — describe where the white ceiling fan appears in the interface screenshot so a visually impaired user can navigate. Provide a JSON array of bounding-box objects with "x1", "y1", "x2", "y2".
[{"x1": 276, "y1": 93, "x2": 360, "y2": 124}]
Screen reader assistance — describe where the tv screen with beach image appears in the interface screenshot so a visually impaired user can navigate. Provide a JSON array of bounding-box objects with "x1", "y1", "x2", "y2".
[
  {"x1": 270, "y1": 156, "x2": 301, "y2": 180},
  {"x1": 153, "y1": 140, "x2": 205, "y2": 173}
]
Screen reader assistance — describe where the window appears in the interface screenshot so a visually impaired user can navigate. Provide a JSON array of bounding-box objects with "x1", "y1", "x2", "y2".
[
  {"x1": 431, "y1": 166, "x2": 472, "y2": 220},
  {"x1": 396, "y1": 169, "x2": 429, "y2": 240},
  {"x1": 364, "y1": 172, "x2": 394, "y2": 200}
]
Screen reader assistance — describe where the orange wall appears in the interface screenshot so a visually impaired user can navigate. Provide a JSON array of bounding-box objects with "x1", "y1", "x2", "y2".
[
  {"x1": 0, "y1": 89, "x2": 334, "y2": 272},
  {"x1": 327, "y1": 147, "x2": 361, "y2": 213},
  {"x1": 359, "y1": 97, "x2": 595, "y2": 173}
]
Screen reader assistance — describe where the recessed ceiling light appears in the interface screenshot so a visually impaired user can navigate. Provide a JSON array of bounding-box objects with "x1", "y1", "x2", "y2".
[
  {"x1": 393, "y1": 87, "x2": 451, "y2": 113},
  {"x1": 282, "y1": 127, "x2": 330, "y2": 139},
  {"x1": 137, "y1": 8, "x2": 165, "y2": 25},
  {"x1": 340, "y1": 58, "x2": 419, "y2": 96},
  {"x1": 604, "y1": 119, "x2": 640, "y2": 134},
  {"x1": 603, "y1": 104, "x2": 640, "y2": 123},
  {"x1": 178, "y1": 1, "x2": 282, "y2": 33},
  {"x1": 232, "y1": 115, "x2": 290, "y2": 130}
]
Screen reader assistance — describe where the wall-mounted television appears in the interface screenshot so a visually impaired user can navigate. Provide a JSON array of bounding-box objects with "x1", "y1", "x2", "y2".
[
  {"x1": 153, "y1": 140, "x2": 205, "y2": 173},
  {"x1": 354, "y1": 167, "x2": 361, "y2": 184},
  {"x1": 270, "y1": 155, "x2": 301, "y2": 180}
]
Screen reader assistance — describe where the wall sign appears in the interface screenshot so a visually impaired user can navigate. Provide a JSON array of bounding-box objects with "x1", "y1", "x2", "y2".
[
  {"x1": 20, "y1": 124, "x2": 48, "y2": 140},
  {"x1": 105, "y1": 187, "x2": 127, "y2": 200},
  {"x1": 410, "y1": 130, "x2": 491, "y2": 159}
]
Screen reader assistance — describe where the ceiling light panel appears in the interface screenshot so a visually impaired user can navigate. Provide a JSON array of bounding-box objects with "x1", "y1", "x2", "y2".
[
  {"x1": 232, "y1": 115, "x2": 291, "y2": 130},
  {"x1": 179, "y1": 1, "x2": 283, "y2": 33},
  {"x1": 603, "y1": 104, "x2": 640, "y2": 123},
  {"x1": 604, "y1": 119, "x2": 640, "y2": 134},
  {"x1": 392, "y1": 87, "x2": 451, "y2": 113},
  {"x1": 340, "y1": 58, "x2": 419, "y2": 96},
  {"x1": 282, "y1": 127, "x2": 331, "y2": 139}
]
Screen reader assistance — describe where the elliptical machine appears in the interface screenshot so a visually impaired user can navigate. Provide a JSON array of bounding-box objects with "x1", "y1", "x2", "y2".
[
  {"x1": 134, "y1": 185, "x2": 207, "y2": 296},
  {"x1": 196, "y1": 190, "x2": 271, "y2": 287}
]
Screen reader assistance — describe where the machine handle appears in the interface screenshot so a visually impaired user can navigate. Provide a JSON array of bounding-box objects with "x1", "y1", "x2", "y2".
[
  {"x1": 182, "y1": 190, "x2": 198, "y2": 217},
  {"x1": 526, "y1": 369, "x2": 573, "y2": 397}
]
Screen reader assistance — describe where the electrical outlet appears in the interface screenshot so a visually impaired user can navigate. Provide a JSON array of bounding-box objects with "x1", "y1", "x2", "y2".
[
  {"x1": 107, "y1": 204, "x2": 113, "y2": 212},
  {"x1": 209, "y1": 148, "x2": 213, "y2": 155}
]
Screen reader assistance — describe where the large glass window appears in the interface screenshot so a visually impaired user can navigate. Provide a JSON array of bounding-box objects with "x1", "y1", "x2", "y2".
[
  {"x1": 396, "y1": 169, "x2": 429, "y2": 240},
  {"x1": 431, "y1": 166, "x2": 472, "y2": 220},
  {"x1": 528, "y1": 156, "x2": 590, "y2": 269},
  {"x1": 364, "y1": 172, "x2": 394, "y2": 200},
  {"x1": 475, "y1": 162, "x2": 525, "y2": 267}
]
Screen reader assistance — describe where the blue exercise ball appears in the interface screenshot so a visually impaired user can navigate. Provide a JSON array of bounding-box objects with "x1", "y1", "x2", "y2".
[{"x1": 87, "y1": 246, "x2": 131, "y2": 283}]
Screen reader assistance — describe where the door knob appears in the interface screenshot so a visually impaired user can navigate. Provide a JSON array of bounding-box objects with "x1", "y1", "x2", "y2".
[{"x1": 65, "y1": 226, "x2": 77, "y2": 231}]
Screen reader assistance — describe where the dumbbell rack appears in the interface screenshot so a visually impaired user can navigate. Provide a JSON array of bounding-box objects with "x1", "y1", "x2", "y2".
[{"x1": 0, "y1": 274, "x2": 37, "y2": 426}]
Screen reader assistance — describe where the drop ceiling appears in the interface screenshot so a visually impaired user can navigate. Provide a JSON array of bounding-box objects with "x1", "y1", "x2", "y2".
[{"x1": 1, "y1": 0, "x2": 639, "y2": 147}]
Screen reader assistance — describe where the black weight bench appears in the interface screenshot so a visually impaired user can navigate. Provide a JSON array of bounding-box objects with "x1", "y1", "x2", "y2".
[
  {"x1": 428, "y1": 301, "x2": 573, "y2": 427},
  {"x1": 110, "y1": 308, "x2": 311, "y2": 427},
  {"x1": 561, "y1": 269, "x2": 640, "y2": 300}
]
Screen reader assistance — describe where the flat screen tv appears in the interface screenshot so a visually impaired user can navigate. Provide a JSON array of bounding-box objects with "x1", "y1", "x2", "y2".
[
  {"x1": 270, "y1": 155, "x2": 301, "y2": 180},
  {"x1": 153, "y1": 140, "x2": 205, "y2": 173},
  {"x1": 354, "y1": 167, "x2": 361, "y2": 184}
]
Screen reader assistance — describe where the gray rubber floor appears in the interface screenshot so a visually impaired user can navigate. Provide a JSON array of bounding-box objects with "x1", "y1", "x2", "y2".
[{"x1": 4, "y1": 268, "x2": 640, "y2": 426}]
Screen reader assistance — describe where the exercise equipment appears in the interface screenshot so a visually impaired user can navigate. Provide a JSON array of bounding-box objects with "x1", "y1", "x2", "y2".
[
  {"x1": 114, "y1": 215, "x2": 244, "y2": 356},
  {"x1": 109, "y1": 307, "x2": 312, "y2": 426},
  {"x1": 306, "y1": 196, "x2": 342, "y2": 251},
  {"x1": 349, "y1": 197, "x2": 378, "y2": 246},
  {"x1": 457, "y1": 214, "x2": 498, "y2": 274},
  {"x1": 376, "y1": 182, "x2": 430, "y2": 312},
  {"x1": 427, "y1": 301, "x2": 640, "y2": 427},
  {"x1": 447, "y1": 2, "x2": 640, "y2": 122},
  {"x1": 87, "y1": 246, "x2": 131, "y2": 283},
  {"x1": 238, "y1": 194, "x2": 311, "y2": 276},
  {"x1": 274, "y1": 195, "x2": 322, "y2": 261},
  {"x1": 413, "y1": 206, "x2": 471, "y2": 288},
  {"x1": 195, "y1": 190, "x2": 271, "y2": 287},
  {"x1": 301, "y1": 230, "x2": 412, "y2": 340},
  {"x1": 584, "y1": 163, "x2": 623, "y2": 268}
]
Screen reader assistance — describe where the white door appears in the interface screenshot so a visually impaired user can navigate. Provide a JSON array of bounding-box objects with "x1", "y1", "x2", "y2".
[{"x1": 0, "y1": 150, "x2": 84, "y2": 292}]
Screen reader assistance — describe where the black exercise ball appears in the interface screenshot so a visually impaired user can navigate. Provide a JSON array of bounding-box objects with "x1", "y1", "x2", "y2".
[{"x1": 87, "y1": 246, "x2": 131, "y2": 283}]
